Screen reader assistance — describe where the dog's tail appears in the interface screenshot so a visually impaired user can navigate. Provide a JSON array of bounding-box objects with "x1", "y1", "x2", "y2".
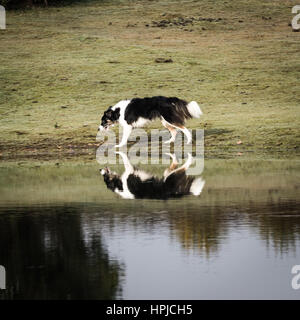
[
  {"x1": 190, "y1": 177, "x2": 205, "y2": 196},
  {"x1": 187, "y1": 101, "x2": 202, "y2": 118}
]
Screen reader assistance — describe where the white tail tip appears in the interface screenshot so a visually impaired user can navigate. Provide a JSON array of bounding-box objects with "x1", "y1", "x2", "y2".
[
  {"x1": 187, "y1": 101, "x2": 202, "y2": 118},
  {"x1": 190, "y1": 178, "x2": 205, "y2": 196}
]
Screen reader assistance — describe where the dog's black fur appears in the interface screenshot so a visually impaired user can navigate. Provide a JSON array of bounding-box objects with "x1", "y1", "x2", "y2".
[
  {"x1": 124, "y1": 96, "x2": 192, "y2": 126},
  {"x1": 125, "y1": 170, "x2": 195, "y2": 199},
  {"x1": 100, "y1": 96, "x2": 192, "y2": 129},
  {"x1": 101, "y1": 168, "x2": 196, "y2": 200}
]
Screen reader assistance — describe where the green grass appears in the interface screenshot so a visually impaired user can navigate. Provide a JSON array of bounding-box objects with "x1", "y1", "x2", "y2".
[{"x1": 0, "y1": 0, "x2": 299, "y2": 160}]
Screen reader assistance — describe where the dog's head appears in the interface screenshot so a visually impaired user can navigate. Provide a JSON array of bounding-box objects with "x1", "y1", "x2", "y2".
[
  {"x1": 98, "y1": 106, "x2": 120, "y2": 131},
  {"x1": 100, "y1": 167, "x2": 123, "y2": 192}
]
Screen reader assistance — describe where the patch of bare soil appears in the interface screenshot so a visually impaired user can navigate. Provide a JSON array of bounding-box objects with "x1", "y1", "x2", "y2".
[
  {"x1": 146, "y1": 15, "x2": 224, "y2": 29},
  {"x1": 0, "y1": 140, "x2": 100, "y2": 161}
]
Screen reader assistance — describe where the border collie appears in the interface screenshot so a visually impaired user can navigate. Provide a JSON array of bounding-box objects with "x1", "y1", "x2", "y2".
[
  {"x1": 100, "y1": 152, "x2": 205, "y2": 200},
  {"x1": 98, "y1": 96, "x2": 202, "y2": 147}
]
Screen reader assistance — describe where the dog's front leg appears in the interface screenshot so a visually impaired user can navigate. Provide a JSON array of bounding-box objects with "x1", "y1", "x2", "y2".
[
  {"x1": 115, "y1": 151, "x2": 134, "y2": 173},
  {"x1": 115, "y1": 124, "x2": 132, "y2": 148}
]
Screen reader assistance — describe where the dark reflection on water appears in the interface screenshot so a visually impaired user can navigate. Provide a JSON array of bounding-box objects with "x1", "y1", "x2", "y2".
[
  {"x1": 0, "y1": 160, "x2": 300, "y2": 299},
  {"x1": 0, "y1": 207, "x2": 123, "y2": 300}
]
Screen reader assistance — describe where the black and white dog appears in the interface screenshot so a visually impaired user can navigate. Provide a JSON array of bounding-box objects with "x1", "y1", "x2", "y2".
[
  {"x1": 100, "y1": 152, "x2": 205, "y2": 200},
  {"x1": 98, "y1": 96, "x2": 202, "y2": 147}
]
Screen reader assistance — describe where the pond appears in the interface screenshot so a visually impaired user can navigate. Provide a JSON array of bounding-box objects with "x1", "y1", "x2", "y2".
[{"x1": 0, "y1": 158, "x2": 299, "y2": 299}]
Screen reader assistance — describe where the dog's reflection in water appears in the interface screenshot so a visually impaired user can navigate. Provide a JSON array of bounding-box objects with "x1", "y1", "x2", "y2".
[{"x1": 100, "y1": 152, "x2": 205, "y2": 200}]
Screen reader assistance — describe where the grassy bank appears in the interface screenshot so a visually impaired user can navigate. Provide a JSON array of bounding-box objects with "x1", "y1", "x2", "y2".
[{"x1": 0, "y1": 0, "x2": 299, "y2": 160}]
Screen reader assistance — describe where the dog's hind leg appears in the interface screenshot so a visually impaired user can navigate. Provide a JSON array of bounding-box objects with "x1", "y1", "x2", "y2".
[
  {"x1": 177, "y1": 126, "x2": 192, "y2": 144},
  {"x1": 161, "y1": 119, "x2": 177, "y2": 144},
  {"x1": 180, "y1": 152, "x2": 193, "y2": 170},
  {"x1": 163, "y1": 153, "x2": 193, "y2": 181},
  {"x1": 115, "y1": 124, "x2": 132, "y2": 148},
  {"x1": 164, "y1": 153, "x2": 178, "y2": 178},
  {"x1": 161, "y1": 118, "x2": 191, "y2": 144}
]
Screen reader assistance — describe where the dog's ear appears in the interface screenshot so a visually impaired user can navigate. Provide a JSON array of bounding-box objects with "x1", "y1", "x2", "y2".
[
  {"x1": 104, "y1": 109, "x2": 113, "y2": 118},
  {"x1": 112, "y1": 108, "x2": 120, "y2": 121},
  {"x1": 104, "y1": 106, "x2": 112, "y2": 114}
]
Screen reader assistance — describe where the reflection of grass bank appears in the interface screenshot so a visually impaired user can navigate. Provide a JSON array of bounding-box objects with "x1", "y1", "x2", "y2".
[
  {"x1": 0, "y1": 0, "x2": 299, "y2": 160},
  {"x1": 1, "y1": 159, "x2": 299, "y2": 256},
  {"x1": 0, "y1": 159, "x2": 299, "y2": 206}
]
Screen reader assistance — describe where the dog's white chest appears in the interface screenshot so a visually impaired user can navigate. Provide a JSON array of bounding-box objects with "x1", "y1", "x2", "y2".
[{"x1": 132, "y1": 117, "x2": 149, "y2": 128}]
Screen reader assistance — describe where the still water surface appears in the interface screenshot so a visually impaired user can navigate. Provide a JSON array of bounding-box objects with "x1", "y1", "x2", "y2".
[{"x1": 0, "y1": 159, "x2": 299, "y2": 299}]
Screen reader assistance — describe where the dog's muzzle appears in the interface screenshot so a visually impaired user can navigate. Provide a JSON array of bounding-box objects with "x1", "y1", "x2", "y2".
[{"x1": 98, "y1": 125, "x2": 113, "y2": 132}]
